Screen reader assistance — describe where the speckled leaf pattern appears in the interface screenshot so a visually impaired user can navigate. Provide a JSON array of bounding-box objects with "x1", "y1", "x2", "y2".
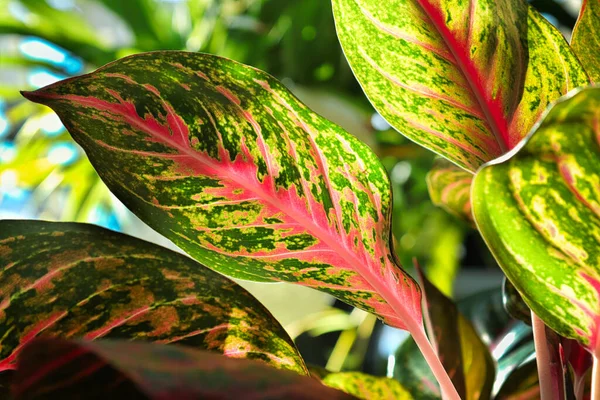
[
  {"x1": 12, "y1": 338, "x2": 355, "y2": 400},
  {"x1": 321, "y1": 372, "x2": 413, "y2": 399},
  {"x1": 0, "y1": 220, "x2": 307, "y2": 375},
  {"x1": 419, "y1": 270, "x2": 494, "y2": 400},
  {"x1": 21, "y1": 52, "x2": 422, "y2": 331},
  {"x1": 426, "y1": 159, "x2": 474, "y2": 224},
  {"x1": 572, "y1": 0, "x2": 600, "y2": 83},
  {"x1": 332, "y1": 0, "x2": 588, "y2": 172},
  {"x1": 472, "y1": 87, "x2": 600, "y2": 353}
]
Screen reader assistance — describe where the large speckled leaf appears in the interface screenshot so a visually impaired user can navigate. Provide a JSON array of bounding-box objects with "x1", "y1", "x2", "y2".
[
  {"x1": 332, "y1": 0, "x2": 588, "y2": 172},
  {"x1": 426, "y1": 159, "x2": 474, "y2": 224},
  {"x1": 572, "y1": 0, "x2": 600, "y2": 83},
  {"x1": 472, "y1": 87, "x2": 600, "y2": 353},
  {"x1": 0, "y1": 220, "x2": 306, "y2": 376},
  {"x1": 21, "y1": 51, "x2": 421, "y2": 332},
  {"x1": 12, "y1": 338, "x2": 354, "y2": 400},
  {"x1": 419, "y1": 269, "x2": 494, "y2": 400},
  {"x1": 321, "y1": 372, "x2": 413, "y2": 399}
]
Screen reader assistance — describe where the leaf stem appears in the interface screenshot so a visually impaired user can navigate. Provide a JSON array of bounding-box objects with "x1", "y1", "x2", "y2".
[
  {"x1": 592, "y1": 354, "x2": 600, "y2": 400},
  {"x1": 410, "y1": 325, "x2": 461, "y2": 400},
  {"x1": 531, "y1": 311, "x2": 563, "y2": 400}
]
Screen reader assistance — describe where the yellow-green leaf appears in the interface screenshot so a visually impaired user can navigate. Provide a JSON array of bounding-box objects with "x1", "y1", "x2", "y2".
[
  {"x1": 322, "y1": 372, "x2": 413, "y2": 400},
  {"x1": 332, "y1": 0, "x2": 588, "y2": 172},
  {"x1": 427, "y1": 159, "x2": 474, "y2": 224},
  {"x1": 472, "y1": 87, "x2": 600, "y2": 353},
  {"x1": 572, "y1": 0, "x2": 600, "y2": 83}
]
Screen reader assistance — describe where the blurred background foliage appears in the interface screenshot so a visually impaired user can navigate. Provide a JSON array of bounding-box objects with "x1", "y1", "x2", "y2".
[{"x1": 0, "y1": 0, "x2": 584, "y2": 389}]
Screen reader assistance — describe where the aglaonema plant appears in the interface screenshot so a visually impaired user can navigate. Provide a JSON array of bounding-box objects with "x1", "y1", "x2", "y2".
[{"x1": 3, "y1": 0, "x2": 600, "y2": 399}]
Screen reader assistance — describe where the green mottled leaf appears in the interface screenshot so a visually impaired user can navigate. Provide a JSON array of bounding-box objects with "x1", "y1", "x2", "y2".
[
  {"x1": 0, "y1": 220, "x2": 306, "y2": 376},
  {"x1": 322, "y1": 371, "x2": 413, "y2": 399},
  {"x1": 332, "y1": 0, "x2": 588, "y2": 172},
  {"x1": 502, "y1": 278, "x2": 531, "y2": 325},
  {"x1": 419, "y1": 270, "x2": 494, "y2": 400},
  {"x1": 12, "y1": 338, "x2": 354, "y2": 400},
  {"x1": 572, "y1": 0, "x2": 600, "y2": 83},
  {"x1": 472, "y1": 87, "x2": 600, "y2": 353},
  {"x1": 426, "y1": 159, "x2": 474, "y2": 224},
  {"x1": 21, "y1": 51, "x2": 422, "y2": 332}
]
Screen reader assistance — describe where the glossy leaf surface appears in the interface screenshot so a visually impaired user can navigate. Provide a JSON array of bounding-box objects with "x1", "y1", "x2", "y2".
[
  {"x1": 472, "y1": 87, "x2": 600, "y2": 352},
  {"x1": 0, "y1": 220, "x2": 306, "y2": 374},
  {"x1": 322, "y1": 372, "x2": 413, "y2": 399},
  {"x1": 12, "y1": 338, "x2": 354, "y2": 400},
  {"x1": 426, "y1": 159, "x2": 474, "y2": 224},
  {"x1": 419, "y1": 270, "x2": 494, "y2": 400},
  {"x1": 572, "y1": 0, "x2": 600, "y2": 83},
  {"x1": 502, "y1": 278, "x2": 531, "y2": 325},
  {"x1": 21, "y1": 51, "x2": 422, "y2": 330},
  {"x1": 332, "y1": 0, "x2": 588, "y2": 171},
  {"x1": 394, "y1": 337, "x2": 440, "y2": 400}
]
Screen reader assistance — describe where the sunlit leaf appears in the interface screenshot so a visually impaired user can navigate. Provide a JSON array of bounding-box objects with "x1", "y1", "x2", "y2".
[
  {"x1": 0, "y1": 220, "x2": 307, "y2": 376},
  {"x1": 426, "y1": 159, "x2": 474, "y2": 224},
  {"x1": 472, "y1": 87, "x2": 600, "y2": 353},
  {"x1": 21, "y1": 51, "x2": 422, "y2": 332},
  {"x1": 321, "y1": 371, "x2": 413, "y2": 399},
  {"x1": 12, "y1": 338, "x2": 353, "y2": 400},
  {"x1": 572, "y1": 0, "x2": 600, "y2": 83},
  {"x1": 332, "y1": 0, "x2": 588, "y2": 171}
]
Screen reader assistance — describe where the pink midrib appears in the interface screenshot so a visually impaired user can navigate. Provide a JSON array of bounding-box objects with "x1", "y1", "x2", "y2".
[
  {"x1": 416, "y1": 0, "x2": 511, "y2": 153},
  {"x1": 30, "y1": 90, "x2": 421, "y2": 331}
]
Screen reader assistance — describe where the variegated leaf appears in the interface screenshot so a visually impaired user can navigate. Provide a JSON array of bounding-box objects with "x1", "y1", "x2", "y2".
[
  {"x1": 20, "y1": 51, "x2": 421, "y2": 332},
  {"x1": 572, "y1": 0, "x2": 600, "y2": 83},
  {"x1": 12, "y1": 338, "x2": 354, "y2": 400},
  {"x1": 472, "y1": 87, "x2": 600, "y2": 353},
  {"x1": 332, "y1": 0, "x2": 588, "y2": 172},
  {"x1": 321, "y1": 372, "x2": 413, "y2": 400},
  {"x1": 426, "y1": 159, "x2": 474, "y2": 224},
  {"x1": 0, "y1": 220, "x2": 306, "y2": 375}
]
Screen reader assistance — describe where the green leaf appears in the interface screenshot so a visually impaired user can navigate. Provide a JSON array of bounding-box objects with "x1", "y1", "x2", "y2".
[
  {"x1": 495, "y1": 357, "x2": 539, "y2": 400},
  {"x1": 502, "y1": 278, "x2": 531, "y2": 325},
  {"x1": 426, "y1": 159, "x2": 474, "y2": 224},
  {"x1": 21, "y1": 51, "x2": 422, "y2": 332},
  {"x1": 12, "y1": 338, "x2": 355, "y2": 400},
  {"x1": 572, "y1": 0, "x2": 600, "y2": 83},
  {"x1": 472, "y1": 87, "x2": 600, "y2": 353},
  {"x1": 321, "y1": 371, "x2": 413, "y2": 399},
  {"x1": 0, "y1": 220, "x2": 307, "y2": 375},
  {"x1": 419, "y1": 270, "x2": 495, "y2": 400},
  {"x1": 332, "y1": 0, "x2": 588, "y2": 172}
]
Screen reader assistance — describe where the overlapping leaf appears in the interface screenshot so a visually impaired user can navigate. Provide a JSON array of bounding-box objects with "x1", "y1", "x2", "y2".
[
  {"x1": 332, "y1": 0, "x2": 588, "y2": 172},
  {"x1": 0, "y1": 220, "x2": 306, "y2": 375},
  {"x1": 12, "y1": 338, "x2": 354, "y2": 400},
  {"x1": 321, "y1": 372, "x2": 413, "y2": 399},
  {"x1": 572, "y1": 0, "x2": 600, "y2": 83},
  {"x1": 472, "y1": 87, "x2": 600, "y2": 353},
  {"x1": 21, "y1": 51, "x2": 422, "y2": 331},
  {"x1": 419, "y1": 270, "x2": 495, "y2": 400},
  {"x1": 426, "y1": 159, "x2": 474, "y2": 224}
]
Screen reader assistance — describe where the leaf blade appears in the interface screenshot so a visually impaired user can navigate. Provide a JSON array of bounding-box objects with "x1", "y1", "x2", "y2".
[
  {"x1": 12, "y1": 338, "x2": 355, "y2": 400},
  {"x1": 426, "y1": 159, "x2": 474, "y2": 224},
  {"x1": 332, "y1": 0, "x2": 588, "y2": 171},
  {"x1": 21, "y1": 51, "x2": 422, "y2": 331},
  {"x1": 472, "y1": 87, "x2": 600, "y2": 353},
  {"x1": 572, "y1": 0, "x2": 600, "y2": 83},
  {"x1": 0, "y1": 220, "x2": 306, "y2": 375}
]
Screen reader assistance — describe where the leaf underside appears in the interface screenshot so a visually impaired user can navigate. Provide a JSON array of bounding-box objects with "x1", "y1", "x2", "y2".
[
  {"x1": 332, "y1": 0, "x2": 588, "y2": 172},
  {"x1": 0, "y1": 220, "x2": 306, "y2": 375},
  {"x1": 472, "y1": 87, "x2": 600, "y2": 353},
  {"x1": 12, "y1": 338, "x2": 355, "y2": 400},
  {"x1": 22, "y1": 51, "x2": 422, "y2": 331}
]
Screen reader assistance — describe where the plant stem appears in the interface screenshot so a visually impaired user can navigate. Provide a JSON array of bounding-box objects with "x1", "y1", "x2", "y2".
[
  {"x1": 411, "y1": 325, "x2": 461, "y2": 400},
  {"x1": 531, "y1": 311, "x2": 563, "y2": 399},
  {"x1": 592, "y1": 354, "x2": 600, "y2": 400}
]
